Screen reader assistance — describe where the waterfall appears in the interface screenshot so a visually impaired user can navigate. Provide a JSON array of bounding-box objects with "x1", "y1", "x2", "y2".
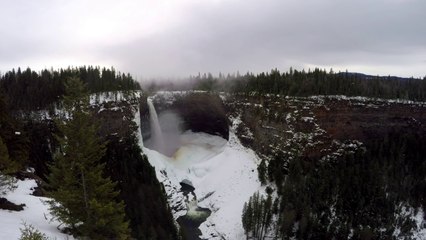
[
  {"x1": 147, "y1": 98, "x2": 165, "y2": 153},
  {"x1": 134, "y1": 105, "x2": 144, "y2": 148}
]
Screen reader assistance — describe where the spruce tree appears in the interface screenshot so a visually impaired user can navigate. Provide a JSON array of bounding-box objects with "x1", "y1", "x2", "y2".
[
  {"x1": 242, "y1": 201, "x2": 253, "y2": 239},
  {"x1": 0, "y1": 136, "x2": 11, "y2": 171},
  {"x1": 0, "y1": 90, "x2": 19, "y2": 194},
  {"x1": 242, "y1": 192, "x2": 274, "y2": 239},
  {"x1": 0, "y1": 136, "x2": 17, "y2": 196},
  {"x1": 47, "y1": 77, "x2": 130, "y2": 239},
  {"x1": 257, "y1": 159, "x2": 267, "y2": 185}
]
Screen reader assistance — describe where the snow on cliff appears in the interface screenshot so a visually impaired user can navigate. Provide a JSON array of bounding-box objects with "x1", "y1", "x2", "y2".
[
  {"x1": 142, "y1": 128, "x2": 261, "y2": 239},
  {"x1": 0, "y1": 179, "x2": 74, "y2": 240}
]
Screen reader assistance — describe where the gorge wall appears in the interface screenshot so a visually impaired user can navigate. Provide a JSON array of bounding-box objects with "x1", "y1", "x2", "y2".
[{"x1": 140, "y1": 92, "x2": 229, "y2": 151}]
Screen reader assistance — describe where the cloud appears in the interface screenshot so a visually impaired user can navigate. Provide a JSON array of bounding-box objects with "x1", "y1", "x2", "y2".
[{"x1": 1, "y1": 0, "x2": 425, "y2": 78}]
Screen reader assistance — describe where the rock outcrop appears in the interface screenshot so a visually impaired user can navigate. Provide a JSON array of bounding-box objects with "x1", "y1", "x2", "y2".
[
  {"x1": 141, "y1": 92, "x2": 229, "y2": 142},
  {"x1": 226, "y1": 94, "x2": 426, "y2": 163}
]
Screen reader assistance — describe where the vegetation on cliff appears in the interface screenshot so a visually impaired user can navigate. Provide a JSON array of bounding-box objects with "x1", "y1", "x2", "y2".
[
  {"x1": 0, "y1": 66, "x2": 140, "y2": 111},
  {"x1": 47, "y1": 77, "x2": 130, "y2": 239}
]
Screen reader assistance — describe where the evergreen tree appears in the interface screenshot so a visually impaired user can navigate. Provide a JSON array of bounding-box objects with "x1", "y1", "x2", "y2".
[
  {"x1": 47, "y1": 77, "x2": 130, "y2": 239},
  {"x1": 242, "y1": 201, "x2": 253, "y2": 239},
  {"x1": 0, "y1": 91, "x2": 19, "y2": 196},
  {"x1": 0, "y1": 89, "x2": 29, "y2": 169},
  {"x1": 0, "y1": 136, "x2": 17, "y2": 196},
  {"x1": 242, "y1": 192, "x2": 273, "y2": 239},
  {"x1": 257, "y1": 159, "x2": 267, "y2": 185},
  {"x1": 102, "y1": 133, "x2": 178, "y2": 240},
  {"x1": 0, "y1": 136, "x2": 11, "y2": 171},
  {"x1": 0, "y1": 66, "x2": 140, "y2": 111}
]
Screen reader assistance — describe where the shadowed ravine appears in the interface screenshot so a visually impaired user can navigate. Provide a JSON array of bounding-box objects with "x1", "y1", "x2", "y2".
[
  {"x1": 144, "y1": 98, "x2": 212, "y2": 239},
  {"x1": 177, "y1": 181, "x2": 212, "y2": 240}
]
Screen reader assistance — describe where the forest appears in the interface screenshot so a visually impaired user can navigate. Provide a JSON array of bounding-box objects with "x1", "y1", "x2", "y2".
[
  {"x1": 230, "y1": 69, "x2": 426, "y2": 239},
  {"x1": 192, "y1": 68, "x2": 426, "y2": 101},
  {"x1": 0, "y1": 66, "x2": 140, "y2": 111},
  {"x1": 244, "y1": 129, "x2": 426, "y2": 239},
  {"x1": 1, "y1": 66, "x2": 426, "y2": 239},
  {"x1": 0, "y1": 71, "x2": 177, "y2": 239}
]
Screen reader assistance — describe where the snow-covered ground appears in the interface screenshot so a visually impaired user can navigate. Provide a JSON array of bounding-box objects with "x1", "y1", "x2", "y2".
[
  {"x1": 0, "y1": 179, "x2": 74, "y2": 240},
  {"x1": 393, "y1": 205, "x2": 426, "y2": 239},
  {"x1": 143, "y1": 129, "x2": 262, "y2": 239},
  {"x1": 139, "y1": 91, "x2": 263, "y2": 239},
  {"x1": 89, "y1": 90, "x2": 142, "y2": 105}
]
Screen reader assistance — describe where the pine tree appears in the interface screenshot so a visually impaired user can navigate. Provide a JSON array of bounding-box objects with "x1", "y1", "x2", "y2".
[
  {"x1": 0, "y1": 136, "x2": 17, "y2": 196},
  {"x1": 0, "y1": 88, "x2": 29, "y2": 169},
  {"x1": 242, "y1": 191, "x2": 275, "y2": 240},
  {"x1": 242, "y1": 202, "x2": 251, "y2": 239},
  {"x1": 243, "y1": 197, "x2": 255, "y2": 239},
  {"x1": 0, "y1": 136, "x2": 11, "y2": 171},
  {"x1": 0, "y1": 91, "x2": 17, "y2": 196},
  {"x1": 47, "y1": 77, "x2": 130, "y2": 239},
  {"x1": 257, "y1": 159, "x2": 267, "y2": 185}
]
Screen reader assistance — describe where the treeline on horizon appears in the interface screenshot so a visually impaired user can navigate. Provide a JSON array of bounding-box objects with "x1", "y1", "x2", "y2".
[
  {"x1": 192, "y1": 68, "x2": 426, "y2": 101},
  {"x1": 2, "y1": 66, "x2": 426, "y2": 111},
  {"x1": 0, "y1": 66, "x2": 140, "y2": 111}
]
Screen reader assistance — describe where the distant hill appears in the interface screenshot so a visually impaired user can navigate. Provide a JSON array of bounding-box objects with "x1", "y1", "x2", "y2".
[{"x1": 336, "y1": 71, "x2": 417, "y2": 81}]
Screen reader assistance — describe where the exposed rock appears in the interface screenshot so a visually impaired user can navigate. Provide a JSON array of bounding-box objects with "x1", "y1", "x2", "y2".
[
  {"x1": 180, "y1": 179, "x2": 195, "y2": 194},
  {"x1": 0, "y1": 197, "x2": 25, "y2": 211},
  {"x1": 141, "y1": 92, "x2": 230, "y2": 141},
  {"x1": 91, "y1": 101, "x2": 137, "y2": 139},
  {"x1": 314, "y1": 98, "x2": 426, "y2": 143},
  {"x1": 139, "y1": 97, "x2": 151, "y2": 141},
  {"x1": 172, "y1": 94, "x2": 229, "y2": 140},
  {"x1": 15, "y1": 171, "x2": 47, "y2": 197},
  {"x1": 31, "y1": 185, "x2": 45, "y2": 197},
  {"x1": 226, "y1": 94, "x2": 426, "y2": 167}
]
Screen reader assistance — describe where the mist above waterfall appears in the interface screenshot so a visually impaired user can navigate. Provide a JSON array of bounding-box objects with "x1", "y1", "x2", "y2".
[
  {"x1": 147, "y1": 98, "x2": 165, "y2": 153},
  {"x1": 158, "y1": 110, "x2": 184, "y2": 156},
  {"x1": 145, "y1": 99, "x2": 183, "y2": 156}
]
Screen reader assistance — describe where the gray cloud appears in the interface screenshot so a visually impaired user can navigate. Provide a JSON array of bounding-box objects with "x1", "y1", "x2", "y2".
[{"x1": 1, "y1": 0, "x2": 425, "y2": 78}]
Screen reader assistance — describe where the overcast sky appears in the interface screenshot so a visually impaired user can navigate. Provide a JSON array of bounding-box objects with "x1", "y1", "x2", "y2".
[{"x1": 0, "y1": 0, "x2": 425, "y2": 80}]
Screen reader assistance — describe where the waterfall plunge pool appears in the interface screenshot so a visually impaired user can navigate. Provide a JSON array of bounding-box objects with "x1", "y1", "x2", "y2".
[
  {"x1": 143, "y1": 96, "x2": 225, "y2": 239},
  {"x1": 177, "y1": 181, "x2": 212, "y2": 240}
]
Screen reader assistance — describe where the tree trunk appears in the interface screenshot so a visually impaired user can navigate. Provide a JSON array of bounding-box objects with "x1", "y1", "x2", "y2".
[{"x1": 81, "y1": 168, "x2": 89, "y2": 219}]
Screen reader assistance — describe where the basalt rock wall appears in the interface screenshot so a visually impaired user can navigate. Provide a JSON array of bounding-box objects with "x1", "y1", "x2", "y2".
[{"x1": 140, "y1": 92, "x2": 229, "y2": 141}]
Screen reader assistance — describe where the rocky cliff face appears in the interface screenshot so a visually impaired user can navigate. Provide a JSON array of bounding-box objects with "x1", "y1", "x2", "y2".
[
  {"x1": 15, "y1": 92, "x2": 179, "y2": 240},
  {"x1": 172, "y1": 94, "x2": 229, "y2": 140},
  {"x1": 226, "y1": 94, "x2": 426, "y2": 165},
  {"x1": 314, "y1": 97, "x2": 426, "y2": 143},
  {"x1": 226, "y1": 94, "x2": 426, "y2": 238},
  {"x1": 140, "y1": 92, "x2": 229, "y2": 143}
]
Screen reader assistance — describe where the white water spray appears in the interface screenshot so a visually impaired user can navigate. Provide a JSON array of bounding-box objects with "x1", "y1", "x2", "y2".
[
  {"x1": 134, "y1": 105, "x2": 144, "y2": 148},
  {"x1": 147, "y1": 98, "x2": 165, "y2": 153}
]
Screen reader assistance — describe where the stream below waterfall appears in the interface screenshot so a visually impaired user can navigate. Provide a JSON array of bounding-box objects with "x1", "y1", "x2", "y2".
[
  {"x1": 145, "y1": 97, "x2": 213, "y2": 239},
  {"x1": 142, "y1": 95, "x2": 260, "y2": 239},
  {"x1": 177, "y1": 181, "x2": 212, "y2": 240}
]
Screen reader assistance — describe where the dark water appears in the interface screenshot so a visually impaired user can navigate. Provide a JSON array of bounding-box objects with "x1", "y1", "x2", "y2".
[
  {"x1": 177, "y1": 206, "x2": 211, "y2": 240},
  {"x1": 178, "y1": 181, "x2": 212, "y2": 240}
]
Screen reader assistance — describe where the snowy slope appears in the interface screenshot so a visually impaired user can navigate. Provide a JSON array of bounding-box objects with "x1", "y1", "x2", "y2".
[
  {"x1": 196, "y1": 131, "x2": 262, "y2": 239},
  {"x1": 0, "y1": 179, "x2": 74, "y2": 240},
  {"x1": 393, "y1": 205, "x2": 426, "y2": 239},
  {"x1": 142, "y1": 125, "x2": 262, "y2": 239}
]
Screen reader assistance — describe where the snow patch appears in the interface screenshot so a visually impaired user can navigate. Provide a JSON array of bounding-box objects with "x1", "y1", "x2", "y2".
[
  {"x1": 143, "y1": 129, "x2": 261, "y2": 239},
  {"x1": 0, "y1": 179, "x2": 74, "y2": 240}
]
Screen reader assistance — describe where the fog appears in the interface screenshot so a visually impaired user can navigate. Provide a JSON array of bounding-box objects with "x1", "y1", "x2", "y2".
[
  {"x1": 144, "y1": 110, "x2": 184, "y2": 157},
  {"x1": 1, "y1": 0, "x2": 425, "y2": 78}
]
